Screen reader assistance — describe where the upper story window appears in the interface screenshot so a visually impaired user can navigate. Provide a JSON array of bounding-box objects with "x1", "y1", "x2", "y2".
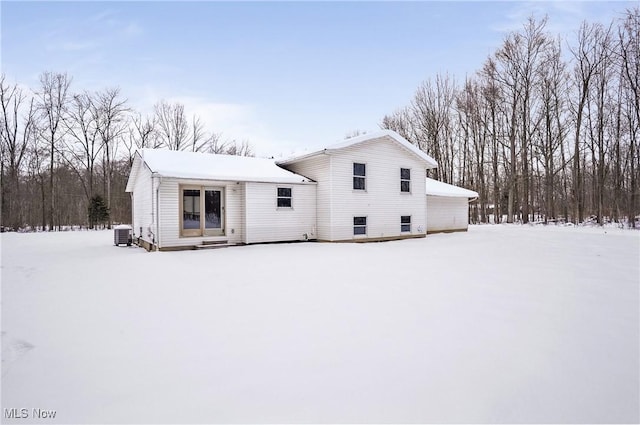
[
  {"x1": 277, "y1": 187, "x2": 292, "y2": 208},
  {"x1": 401, "y1": 168, "x2": 411, "y2": 192},
  {"x1": 353, "y1": 163, "x2": 366, "y2": 190}
]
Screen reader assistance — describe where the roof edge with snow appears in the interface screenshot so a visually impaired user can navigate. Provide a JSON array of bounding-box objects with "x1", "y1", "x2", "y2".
[
  {"x1": 425, "y1": 177, "x2": 478, "y2": 198},
  {"x1": 277, "y1": 130, "x2": 438, "y2": 169},
  {"x1": 127, "y1": 149, "x2": 314, "y2": 191}
]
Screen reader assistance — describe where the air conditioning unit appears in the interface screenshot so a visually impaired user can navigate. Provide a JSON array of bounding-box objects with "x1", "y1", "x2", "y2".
[{"x1": 114, "y1": 225, "x2": 133, "y2": 246}]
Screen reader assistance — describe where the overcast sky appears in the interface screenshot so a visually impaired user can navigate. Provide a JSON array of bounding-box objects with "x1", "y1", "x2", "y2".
[{"x1": 1, "y1": 1, "x2": 631, "y2": 157}]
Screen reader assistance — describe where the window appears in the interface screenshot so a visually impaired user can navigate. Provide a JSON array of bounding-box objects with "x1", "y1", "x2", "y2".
[
  {"x1": 401, "y1": 215, "x2": 411, "y2": 232},
  {"x1": 353, "y1": 163, "x2": 366, "y2": 190},
  {"x1": 401, "y1": 168, "x2": 411, "y2": 192},
  {"x1": 277, "y1": 187, "x2": 292, "y2": 208},
  {"x1": 354, "y1": 216, "x2": 367, "y2": 235}
]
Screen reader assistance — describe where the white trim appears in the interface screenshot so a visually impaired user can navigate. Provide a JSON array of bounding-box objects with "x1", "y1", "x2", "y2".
[
  {"x1": 353, "y1": 161, "x2": 367, "y2": 191},
  {"x1": 400, "y1": 167, "x2": 411, "y2": 193},
  {"x1": 179, "y1": 185, "x2": 225, "y2": 237},
  {"x1": 353, "y1": 215, "x2": 368, "y2": 237},
  {"x1": 277, "y1": 130, "x2": 438, "y2": 168},
  {"x1": 401, "y1": 215, "x2": 412, "y2": 233},
  {"x1": 276, "y1": 186, "x2": 293, "y2": 209}
]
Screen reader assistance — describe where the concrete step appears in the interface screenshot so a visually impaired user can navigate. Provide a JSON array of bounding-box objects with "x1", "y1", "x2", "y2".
[
  {"x1": 201, "y1": 240, "x2": 228, "y2": 245},
  {"x1": 195, "y1": 242, "x2": 230, "y2": 250}
]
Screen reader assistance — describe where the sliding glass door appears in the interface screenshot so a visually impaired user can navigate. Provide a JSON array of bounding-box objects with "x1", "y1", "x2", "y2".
[{"x1": 181, "y1": 186, "x2": 224, "y2": 237}]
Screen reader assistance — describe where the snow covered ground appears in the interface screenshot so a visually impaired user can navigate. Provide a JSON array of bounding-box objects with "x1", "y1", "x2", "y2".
[{"x1": 1, "y1": 225, "x2": 638, "y2": 424}]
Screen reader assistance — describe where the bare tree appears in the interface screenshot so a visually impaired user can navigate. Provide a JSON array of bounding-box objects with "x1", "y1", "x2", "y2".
[
  {"x1": 587, "y1": 24, "x2": 615, "y2": 225},
  {"x1": 96, "y1": 88, "x2": 128, "y2": 227},
  {"x1": 224, "y1": 139, "x2": 254, "y2": 157},
  {"x1": 190, "y1": 115, "x2": 207, "y2": 152},
  {"x1": 381, "y1": 108, "x2": 415, "y2": 143},
  {"x1": 479, "y1": 57, "x2": 504, "y2": 223},
  {"x1": 410, "y1": 74, "x2": 457, "y2": 182},
  {"x1": 36, "y1": 71, "x2": 71, "y2": 231},
  {"x1": 154, "y1": 100, "x2": 189, "y2": 151},
  {"x1": 618, "y1": 7, "x2": 640, "y2": 227},
  {"x1": 25, "y1": 131, "x2": 48, "y2": 230},
  {"x1": 124, "y1": 112, "x2": 159, "y2": 166},
  {"x1": 61, "y1": 91, "x2": 103, "y2": 210},
  {"x1": 569, "y1": 22, "x2": 610, "y2": 223},
  {"x1": 456, "y1": 78, "x2": 489, "y2": 223},
  {"x1": 535, "y1": 37, "x2": 569, "y2": 223},
  {"x1": 201, "y1": 132, "x2": 228, "y2": 154},
  {"x1": 0, "y1": 75, "x2": 37, "y2": 229},
  {"x1": 494, "y1": 30, "x2": 523, "y2": 223},
  {"x1": 132, "y1": 112, "x2": 159, "y2": 149}
]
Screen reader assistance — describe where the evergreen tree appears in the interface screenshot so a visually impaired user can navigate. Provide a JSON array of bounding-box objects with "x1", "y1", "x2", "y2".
[{"x1": 88, "y1": 195, "x2": 109, "y2": 229}]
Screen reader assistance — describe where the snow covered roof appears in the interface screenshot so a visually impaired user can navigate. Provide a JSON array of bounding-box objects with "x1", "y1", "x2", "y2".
[
  {"x1": 133, "y1": 149, "x2": 313, "y2": 184},
  {"x1": 426, "y1": 177, "x2": 478, "y2": 198},
  {"x1": 277, "y1": 130, "x2": 438, "y2": 168}
]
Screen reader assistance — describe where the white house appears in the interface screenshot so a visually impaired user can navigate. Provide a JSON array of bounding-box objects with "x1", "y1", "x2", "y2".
[
  {"x1": 125, "y1": 149, "x2": 317, "y2": 250},
  {"x1": 426, "y1": 177, "x2": 478, "y2": 233},
  {"x1": 125, "y1": 130, "x2": 476, "y2": 250},
  {"x1": 277, "y1": 130, "x2": 437, "y2": 241}
]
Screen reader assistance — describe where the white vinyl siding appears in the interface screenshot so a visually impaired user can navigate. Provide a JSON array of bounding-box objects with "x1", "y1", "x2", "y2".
[
  {"x1": 244, "y1": 182, "x2": 316, "y2": 244},
  {"x1": 137, "y1": 176, "x2": 315, "y2": 248},
  {"x1": 128, "y1": 133, "x2": 437, "y2": 248},
  {"x1": 426, "y1": 195, "x2": 470, "y2": 233},
  {"x1": 130, "y1": 161, "x2": 154, "y2": 245},
  {"x1": 156, "y1": 178, "x2": 245, "y2": 248},
  {"x1": 328, "y1": 137, "x2": 427, "y2": 241},
  {"x1": 278, "y1": 155, "x2": 332, "y2": 241}
]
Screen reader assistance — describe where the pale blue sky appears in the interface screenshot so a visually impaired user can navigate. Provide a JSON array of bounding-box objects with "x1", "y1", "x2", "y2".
[{"x1": 1, "y1": 1, "x2": 630, "y2": 156}]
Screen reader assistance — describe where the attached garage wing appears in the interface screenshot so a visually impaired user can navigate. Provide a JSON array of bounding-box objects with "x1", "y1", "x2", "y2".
[{"x1": 426, "y1": 178, "x2": 478, "y2": 233}]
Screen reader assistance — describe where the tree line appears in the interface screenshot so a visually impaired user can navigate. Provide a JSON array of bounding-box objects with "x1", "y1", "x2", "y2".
[
  {"x1": 0, "y1": 74, "x2": 254, "y2": 231},
  {"x1": 2, "y1": 9, "x2": 638, "y2": 231},
  {"x1": 382, "y1": 8, "x2": 639, "y2": 227}
]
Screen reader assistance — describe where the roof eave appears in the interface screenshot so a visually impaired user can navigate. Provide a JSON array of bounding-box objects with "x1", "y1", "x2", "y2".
[
  {"x1": 151, "y1": 173, "x2": 316, "y2": 185},
  {"x1": 276, "y1": 149, "x2": 328, "y2": 165},
  {"x1": 427, "y1": 193, "x2": 478, "y2": 198}
]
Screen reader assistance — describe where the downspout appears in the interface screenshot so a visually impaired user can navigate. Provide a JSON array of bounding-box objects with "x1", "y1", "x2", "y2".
[
  {"x1": 130, "y1": 193, "x2": 134, "y2": 236},
  {"x1": 150, "y1": 172, "x2": 159, "y2": 250},
  {"x1": 157, "y1": 177, "x2": 162, "y2": 249},
  {"x1": 155, "y1": 174, "x2": 162, "y2": 250}
]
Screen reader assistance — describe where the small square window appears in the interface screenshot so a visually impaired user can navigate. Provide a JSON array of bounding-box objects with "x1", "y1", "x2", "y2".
[
  {"x1": 401, "y1": 215, "x2": 411, "y2": 232},
  {"x1": 277, "y1": 187, "x2": 292, "y2": 208},
  {"x1": 354, "y1": 216, "x2": 367, "y2": 235},
  {"x1": 401, "y1": 168, "x2": 411, "y2": 193},
  {"x1": 353, "y1": 163, "x2": 366, "y2": 190}
]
